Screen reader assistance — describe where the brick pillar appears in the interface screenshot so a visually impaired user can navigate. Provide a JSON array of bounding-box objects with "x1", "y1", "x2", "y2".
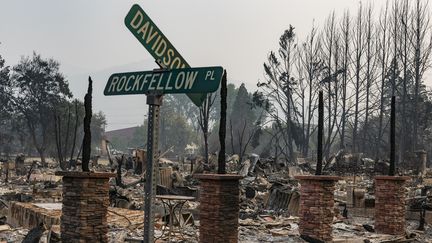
[
  {"x1": 55, "y1": 171, "x2": 115, "y2": 243},
  {"x1": 195, "y1": 174, "x2": 241, "y2": 243},
  {"x1": 295, "y1": 175, "x2": 340, "y2": 242},
  {"x1": 374, "y1": 176, "x2": 410, "y2": 235}
]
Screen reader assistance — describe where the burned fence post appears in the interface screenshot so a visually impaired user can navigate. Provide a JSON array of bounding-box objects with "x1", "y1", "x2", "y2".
[{"x1": 374, "y1": 96, "x2": 410, "y2": 235}]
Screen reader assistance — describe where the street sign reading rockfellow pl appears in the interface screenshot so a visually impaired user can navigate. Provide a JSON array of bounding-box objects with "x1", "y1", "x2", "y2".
[
  {"x1": 125, "y1": 4, "x2": 206, "y2": 106},
  {"x1": 104, "y1": 66, "x2": 223, "y2": 96}
]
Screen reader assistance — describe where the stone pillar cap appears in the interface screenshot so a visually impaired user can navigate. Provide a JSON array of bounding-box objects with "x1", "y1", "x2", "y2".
[
  {"x1": 374, "y1": 175, "x2": 411, "y2": 181},
  {"x1": 55, "y1": 171, "x2": 116, "y2": 178},
  {"x1": 194, "y1": 173, "x2": 242, "y2": 180},
  {"x1": 295, "y1": 175, "x2": 341, "y2": 181}
]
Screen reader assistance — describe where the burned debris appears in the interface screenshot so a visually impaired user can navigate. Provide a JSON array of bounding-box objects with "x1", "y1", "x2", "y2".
[{"x1": 3, "y1": 0, "x2": 432, "y2": 243}]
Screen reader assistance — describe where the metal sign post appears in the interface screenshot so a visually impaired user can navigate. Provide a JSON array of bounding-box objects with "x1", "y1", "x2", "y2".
[
  {"x1": 103, "y1": 4, "x2": 226, "y2": 242},
  {"x1": 143, "y1": 93, "x2": 162, "y2": 243}
]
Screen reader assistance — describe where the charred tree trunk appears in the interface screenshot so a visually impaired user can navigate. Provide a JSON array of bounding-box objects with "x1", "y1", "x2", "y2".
[
  {"x1": 81, "y1": 77, "x2": 93, "y2": 172},
  {"x1": 316, "y1": 91, "x2": 324, "y2": 176},
  {"x1": 389, "y1": 96, "x2": 396, "y2": 176},
  {"x1": 218, "y1": 71, "x2": 227, "y2": 174},
  {"x1": 54, "y1": 112, "x2": 65, "y2": 170}
]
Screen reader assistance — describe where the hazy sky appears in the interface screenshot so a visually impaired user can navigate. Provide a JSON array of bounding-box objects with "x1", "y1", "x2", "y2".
[{"x1": 0, "y1": 0, "x2": 387, "y2": 130}]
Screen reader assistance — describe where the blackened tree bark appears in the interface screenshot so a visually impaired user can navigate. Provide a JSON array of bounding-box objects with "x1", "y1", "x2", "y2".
[
  {"x1": 218, "y1": 71, "x2": 227, "y2": 174},
  {"x1": 389, "y1": 96, "x2": 396, "y2": 176},
  {"x1": 316, "y1": 91, "x2": 324, "y2": 176},
  {"x1": 82, "y1": 77, "x2": 92, "y2": 172}
]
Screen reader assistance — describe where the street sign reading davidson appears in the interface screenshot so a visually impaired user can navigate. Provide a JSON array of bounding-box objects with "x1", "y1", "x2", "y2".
[
  {"x1": 104, "y1": 66, "x2": 223, "y2": 96},
  {"x1": 124, "y1": 4, "x2": 207, "y2": 105}
]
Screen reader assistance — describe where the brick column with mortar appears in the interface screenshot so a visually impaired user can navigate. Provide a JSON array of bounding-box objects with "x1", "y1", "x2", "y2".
[
  {"x1": 374, "y1": 176, "x2": 410, "y2": 235},
  {"x1": 55, "y1": 171, "x2": 115, "y2": 243},
  {"x1": 295, "y1": 175, "x2": 340, "y2": 242},
  {"x1": 194, "y1": 174, "x2": 242, "y2": 243}
]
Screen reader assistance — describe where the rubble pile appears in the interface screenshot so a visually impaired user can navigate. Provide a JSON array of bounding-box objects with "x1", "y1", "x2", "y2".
[{"x1": 0, "y1": 152, "x2": 431, "y2": 242}]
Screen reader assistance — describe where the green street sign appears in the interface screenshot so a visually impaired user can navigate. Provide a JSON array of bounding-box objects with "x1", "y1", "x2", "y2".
[
  {"x1": 104, "y1": 66, "x2": 223, "y2": 96},
  {"x1": 125, "y1": 4, "x2": 207, "y2": 106}
]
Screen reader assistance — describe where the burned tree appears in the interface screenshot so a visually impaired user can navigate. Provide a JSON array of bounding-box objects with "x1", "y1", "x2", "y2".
[
  {"x1": 9, "y1": 53, "x2": 72, "y2": 166},
  {"x1": 81, "y1": 77, "x2": 93, "y2": 172},
  {"x1": 198, "y1": 93, "x2": 217, "y2": 165},
  {"x1": 316, "y1": 91, "x2": 324, "y2": 175},
  {"x1": 389, "y1": 96, "x2": 396, "y2": 176},
  {"x1": 218, "y1": 71, "x2": 227, "y2": 174},
  {"x1": 258, "y1": 25, "x2": 299, "y2": 162}
]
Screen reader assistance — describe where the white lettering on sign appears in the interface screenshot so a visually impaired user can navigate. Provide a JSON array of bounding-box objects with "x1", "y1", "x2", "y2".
[
  {"x1": 205, "y1": 71, "x2": 215, "y2": 80},
  {"x1": 175, "y1": 72, "x2": 185, "y2": 89},
  {"x1": 148, "y1": 73, "x2": 159, "y2": 90},
  {"x1": 171, "y1": 57, "x2": 182, "y2": 69},
  {"x1": 155, "y1": 39, "x2": 167, "y2": 57},
  {"x1": 185, "y1": 71, "x2": 198, "y2": 89},
  {"x1": 128, "y1": 8, "x2": 188, "y2": 69},
  {"x1": 156, "y1": 74, "x2": 164, "y2": 90},
  {"x1": 163, "y1": 49, "x2": 174, "y2": 67},
  {"x1": 125, "y1": 75, "x2": 135, "y2": 91},
  {"x1": 117, "y1": 76, "x2": 127, "y2": 92},
  {"x1": 141, "y1": 74, "x2": 152, "y2": 90},
  {"x1": 165, "y1": 73, "x2": 173, "y2": 90},
  {"x1": 130, "y1": 11, "x2": 143, "y2": 29},
  {"x1": 108, "y1": 76, "x2": 119, "y2": 92},
  {"x1": 132, "y1": 74, "x2": 143, "y2": 91},
  {"x1": 106, "y1": 68, "x2": 214, "y2": 94}
]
